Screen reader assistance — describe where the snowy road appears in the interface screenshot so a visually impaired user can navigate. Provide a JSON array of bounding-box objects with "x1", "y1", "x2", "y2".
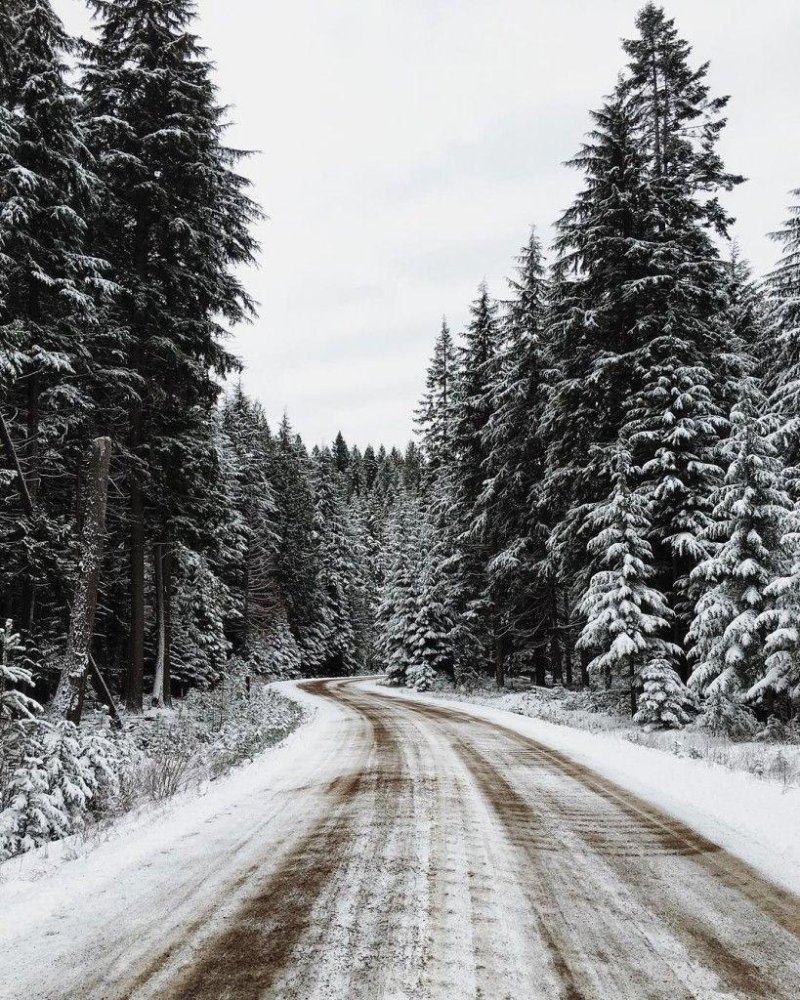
[{"x1": 2, "y1": 677, "x2": 800, "y2": 999}]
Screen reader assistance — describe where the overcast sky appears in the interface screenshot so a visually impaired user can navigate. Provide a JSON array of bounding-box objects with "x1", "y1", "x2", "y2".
[{"x1": 54, "y1": 0, "x2": 799, "y2": 449}]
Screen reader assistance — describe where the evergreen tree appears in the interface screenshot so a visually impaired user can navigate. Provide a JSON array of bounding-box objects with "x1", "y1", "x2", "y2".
[
  {"x1": 577, "y1": 450, "x2": 684, "y2": 718},
  {"x1": 82, "y1": 0, "x2": 261, "y2": 708},
  {"x1": 0, "y1": 0, "x2": 106, "y2": 657},
  {"x1": 415, "y1": 318, "x2": 456, "y2": 477},
  {"x1": 688, "y1": 379, "x2": 794, "y2": 697},
  {"x1": 480, "y1": 228, "x2": 552, "y2": 684},
  {"x1": 446, "y1": 284, "x2": 501, "y2": 676}
]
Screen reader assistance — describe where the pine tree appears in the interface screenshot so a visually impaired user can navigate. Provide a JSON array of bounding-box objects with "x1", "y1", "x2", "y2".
[
  {"x1": 307, "y1": 451, "x2": 359, "y2": 675},
  {"x1": 544, "y1": 92, "x2": 654, "y2": 596},
  {"x1": 0, "y1": 0, "x2": 106, "y2": 656},
  {"x1": 376, "y1": 495, "x2": 423, "y2": 686},
  {"x1": 620, "y1": 3, "x2": 744, "y2": 646},
  {"x1": 688, "y1": 379, "x2": 795, "y2": 698},
  {"x1": 447, "y1": 284, "x2": 501, "y2": 676},
  {"x1": 480, "y1": 228, "x2": 552, "y2": 684},
  {"x1": 415, "y1": 318, "x2": 456, "y2": 478},
  {"x1": 577, "y1": 450, "x2": 683, "y2": 718},
  {"x1": 271, "y1": 415, "x2": 320, "y2": 663},
  {"x1": 766, "y1": 190, "x2": 800, "y2": 477},
  {"x1": 82, "y1": 0, "x2": 261, "y2": 709}
]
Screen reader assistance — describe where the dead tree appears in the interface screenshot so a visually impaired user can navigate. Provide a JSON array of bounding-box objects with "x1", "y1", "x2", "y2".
[{"x1": 52, "y1": 437, "x2": 113, "y2": 722}]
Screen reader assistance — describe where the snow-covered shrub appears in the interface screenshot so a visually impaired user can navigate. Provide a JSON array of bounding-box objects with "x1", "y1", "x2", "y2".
[
  {"x1": 0, "y1": 720, "x2": 139, "y2": 860},
  {"x1": 754, "y1": 715, "x2": 789, "y2": 744},
  {"x1": 0, "y1": 620, "x2": 42, "y2": 794},
  {"x1": 635, "y1": 657, "x2": 698, "y2": 729},
  {"x1": 245, "y1": 620, "x2": 302, "y2": 679},
  {"x1": 135, "y1": 713, "x2": 207, "y2": 800},
  {"x1": 406, "y1": 662, "x2": 436, "y2": 692},
  {"x1": 697, "y1": 690, "x2": 760, "y2": 741}
]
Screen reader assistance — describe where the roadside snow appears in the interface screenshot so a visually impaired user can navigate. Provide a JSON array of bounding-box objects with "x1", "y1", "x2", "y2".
[
  {"x1": 360, "y1": 680, "x2": 800, "y2": 897},
  {"x1": 0, "y1": 679, "x2": 316, "y2": 902}
]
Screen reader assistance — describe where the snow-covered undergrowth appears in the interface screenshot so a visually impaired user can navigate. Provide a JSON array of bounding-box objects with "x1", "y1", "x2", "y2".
[
  {"x1": 413, "y1": 680, "x2": 800, "y2": 790},
  {"x1": 0, "y1": 670, "x2": 303, "y2": 864}
]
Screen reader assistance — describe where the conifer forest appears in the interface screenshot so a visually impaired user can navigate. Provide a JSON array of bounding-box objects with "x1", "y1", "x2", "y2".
[{"x1": 1, "y1": 3, "x2": 800, "y2": 999}]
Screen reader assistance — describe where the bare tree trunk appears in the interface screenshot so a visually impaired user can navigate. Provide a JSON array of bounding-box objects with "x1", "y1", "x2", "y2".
[
  {"x1": 162, "y1": 540, "x2": 172, "y2": 708},
  {"x1": 127, "y1": 392, "x2": 145, "y2": 713},
  {"x1": 549, "y1": 585, "x2": 563, "y2": 686},
  {"x1": 561, "y1": 592, "x2": 574, "y2": 688},
  {"x1": 151, "y1": 542, "x2": 166, "y2": 707},
  {"x1": 52, "y1": 438, "x2": 112, "y2": 722},
  {"x1": 494, "y1": 641, "x2": 505, "y2": 689},
  {"x1": 0, "y1": 409, "x2": 34, "y2": 516}
]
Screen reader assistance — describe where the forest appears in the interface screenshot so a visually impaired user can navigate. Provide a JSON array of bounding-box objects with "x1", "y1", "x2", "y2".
[{"x1": 0, "y1": 0, "x2": 799, "y2": 861}]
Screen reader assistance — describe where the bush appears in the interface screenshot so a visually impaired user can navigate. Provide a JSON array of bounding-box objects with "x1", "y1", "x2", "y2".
[
  {"x1": 698, "y1": 690, "x2": 760, "y2": 741},
  {"x1": 0, "y1": 719, "x2": 140, "y2": 860}
]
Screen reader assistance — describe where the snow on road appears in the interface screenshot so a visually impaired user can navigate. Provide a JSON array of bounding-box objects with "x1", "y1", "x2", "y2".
[{"x1": 1, "y1": 677, "x2": 798, "y2": 999}]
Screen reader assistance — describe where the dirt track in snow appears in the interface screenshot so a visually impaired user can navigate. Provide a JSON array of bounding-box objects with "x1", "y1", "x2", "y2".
[{"x1": 9, "y1": 678, "x2": 800, "y2": 999}]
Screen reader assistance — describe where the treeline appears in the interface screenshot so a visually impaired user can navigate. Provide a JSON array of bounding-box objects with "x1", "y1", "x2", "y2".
[
  {"x1": 0, "y1": 0, "x2": 414, "y2": 720},
  {"x1": 381, "y1": 3, "x2": 800, "y2": 728}
]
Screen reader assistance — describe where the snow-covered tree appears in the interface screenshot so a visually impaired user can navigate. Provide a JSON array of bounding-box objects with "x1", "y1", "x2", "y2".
[
  {"x1": 480, "y1": 228, "x2": 552, "y2": 682},
  {"x1": 415, "y1": 319, "x2": 456, "y2": 478},
  {"x1": 577, "y1": 450, "x2": 684, "y2": 719},
  {"x1": 687, "y1": 379, "x2": 794, "y2": 697}
]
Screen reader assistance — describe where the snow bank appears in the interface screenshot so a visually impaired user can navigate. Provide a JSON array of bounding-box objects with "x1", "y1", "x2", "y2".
[
  {"x1": 360, "y1": 680, "x2": 800, "y2": 896},
  {"x1": 0, "y1": 680, "x2": 316, "y2": 892}
]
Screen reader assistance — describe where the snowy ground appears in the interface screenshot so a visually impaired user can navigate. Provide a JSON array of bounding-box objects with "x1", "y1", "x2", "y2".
[
  {"x1": 410, "y1": 680, "x2": 800, "y2": 789},
  {"x1": 0, "y1": 677, "x2": 798, "y2": 999}
]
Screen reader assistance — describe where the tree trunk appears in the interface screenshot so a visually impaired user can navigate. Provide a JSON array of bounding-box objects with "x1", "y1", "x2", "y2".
[
  {"x1": 579, "y1": 648, "x2": 590, "y2": 690},
  {"x1": 52, "y1": 438, "x2": 112, "y2": 722},
  {"x1": 128, "y1": 484, "x2": 145, "y2": 712},
  {"x1": 534, "y1": 645, "x2": 547, "y2": 687},
  {"x1": 0, "y1": 408, "x2": 34, "y2": 516},
  {"x1": 162, "y1": 540, "x2": 173, "y2": 708},
  {"x1": 494, "y1": 640, "x2": 505, "y2": 689},
  {"x1": 561, "y1": 592, "x2": 573, "y2": 688},
  {"x1": 127, "y1": 393, "x2": 145, "y2": 713},
  {"x1": 549, "y1": 585, "x2": 563, "y2": 685},
  {"x1": 151, "y1": 542, "x2": 166, "y2": 708}
]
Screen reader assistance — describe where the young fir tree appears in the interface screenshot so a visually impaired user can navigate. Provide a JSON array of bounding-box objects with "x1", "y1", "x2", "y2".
[
  {"x1": 577, "y1": 449, "x2": 686, "y2": 721},
  {"x1": 415, "y1": 318, "x2": 456, "y2": 478},
  {"x1": 82, "y1": 0, "x2": 260, "y2": 709},
  {"x1": 406, "y1": 517, "x2": 454, "y2": 690},
  {"x1": 687, "y1": 379, "x2": 795, "y2": 698},
  {"x1": 219, "y1": 388, "x2": 280, "y2": 658}
]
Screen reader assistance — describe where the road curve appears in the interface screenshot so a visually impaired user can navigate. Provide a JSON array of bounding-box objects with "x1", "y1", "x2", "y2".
[
  {"x1": 7, "y1": 678, "x2": 798, "y2": 1000},
  {"x1": 159, "y1": 678, "x2": 799, "y2": 1000}
]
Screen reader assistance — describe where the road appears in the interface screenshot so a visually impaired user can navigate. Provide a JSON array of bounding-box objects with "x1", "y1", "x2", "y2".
[{"x1": 4, "y1": 678, "x2": 799, "y2": 999}]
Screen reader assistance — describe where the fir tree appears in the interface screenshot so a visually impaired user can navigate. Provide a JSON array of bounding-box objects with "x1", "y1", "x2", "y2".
[
  {"x1": 82, "y1": 0, "x2": 261, "y2": 708},
  {"x1": 577, "y1": 450, "x2": 683, "y2": 718},
  {"x1": 415, "y1": 318, "x2": 456, "y2": 478},
  {"x1": 687, "y1": 379, "x2": 794, "y2": 697},
  {"x1": 480, "y1": 228, "x2": 552, "y2": 683}
]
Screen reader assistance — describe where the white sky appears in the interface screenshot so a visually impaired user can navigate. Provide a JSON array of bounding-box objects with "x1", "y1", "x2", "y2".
[{"x1": 54, "y1": 0, "x2": 800, "y2": 449}]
